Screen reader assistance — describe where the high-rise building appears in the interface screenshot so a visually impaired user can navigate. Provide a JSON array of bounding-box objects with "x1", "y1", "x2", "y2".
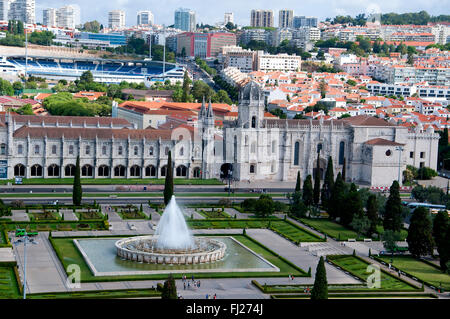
[
  {"x1": 137, "y1": 10, "x2": 153, "y2": 26},
  {"x1": 0, "y1": 0, "x2": 10, "y2": 21},
  {"x1": 250, "y1": 10, "x2": 273, "y2": 28},
  {"x1": 293, "y1": 16, "x2": 318, "y2": 28},
  {"x1": 176, "y1": 32, "x2": 236, "y2": 58},
  {"x1": 174, "y1": 8, "x2": 196, "y2": 32},
  {"x1": 8, "y1": 0, "x2": 35, "y2": 24},
  {"x1": 224, "y1": 12, "x2": 234, "y2": 25},
  {"x1": 56, "y1": 5, "x2": 80, "y2": 29},
  {"x1": 42, "y1": 8, "x2": 56, "y2": 27},
  {"x1": 278, "y1": 9, "x2": 293, "y2": 28},
  {"x1": 109, "y1": 10, "x2": 125, "y2": 29}
]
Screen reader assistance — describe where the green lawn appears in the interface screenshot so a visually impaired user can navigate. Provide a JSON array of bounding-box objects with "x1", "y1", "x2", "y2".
[
  {"x1": 375, "y1": 226, "x2": 408, "y2": 241},
  {"x1": 28, "y1": 212, "x2": 60, "y2": 221},
  {"x1": 1, "y1": 221, "x2": 106, "y2": 232},
  {"x1": 328, "y1": 255, "x2": 418, "y2": 291},
  {"x1": 75, "y1": 211, "x2": 104, "y2": 220},
  {"x1": 116, "y1": 209, "x2": 147, "y2": 220},
  {"x1": 27, "y1": 288, "x2": 161, "y2": 299},
  {"x1": 378, "y1": 256, "x2": 450, "y2": 291},
  {"x1": 270, "y1": 220, "x2": 323, "y2": 243},
  {"x1": 49, "y1": 234, "x2": 306, "y2": 282},
  {"x1": 197, "y1": 209, "x2": 230, "y2": 219},
  {"x1": 0, "y1": 265, "x2": 21, "y2": 299},
  {"x1": 0, "y1": 178, "x2": 223, "y2": 185},
  {"x1": 299, "y1": 218, "x2": 359, "y2": 240}
]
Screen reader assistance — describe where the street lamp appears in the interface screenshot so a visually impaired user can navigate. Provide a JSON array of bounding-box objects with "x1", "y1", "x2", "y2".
[
  {"x1": 13, "y1": 230, "x2": 38, "y2": 299},
  {"x1": 395, "y1": 146, "x2": 404, "y2": 185}
]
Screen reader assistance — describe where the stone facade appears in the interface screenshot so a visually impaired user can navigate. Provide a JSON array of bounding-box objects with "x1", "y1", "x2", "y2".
[{"x1": 0, "y1": 82, "x2": 440, "y2": 187}]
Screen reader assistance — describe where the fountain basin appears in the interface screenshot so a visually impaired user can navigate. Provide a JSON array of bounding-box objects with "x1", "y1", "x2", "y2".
[{"x1": 115, "y1": 236, "x2": 226, "y2": 265}]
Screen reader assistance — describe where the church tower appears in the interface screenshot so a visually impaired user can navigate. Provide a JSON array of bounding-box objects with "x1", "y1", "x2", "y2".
[
  {"x1": 237, "y1": 81, "x2": 265, "y2": 129},
  {"x1": 198, "y1": 97, "x2": 215, "y2": 178}
]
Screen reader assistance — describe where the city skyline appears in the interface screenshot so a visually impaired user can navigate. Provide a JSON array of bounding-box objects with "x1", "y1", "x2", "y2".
[{"x1": 34, "y1": 0, "x2": 450, "y2": 27}]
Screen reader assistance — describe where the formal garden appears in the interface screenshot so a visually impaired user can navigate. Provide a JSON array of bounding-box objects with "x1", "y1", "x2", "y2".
[{"x1": 113, "y1": 204, "x2": 147, "y2": 220}]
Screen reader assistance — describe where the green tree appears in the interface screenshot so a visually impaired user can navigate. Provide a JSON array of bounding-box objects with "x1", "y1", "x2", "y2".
[
  {"x1": 181, "y1": 71, "x2": 192, "y2": 102},
  {"x1": 407, "y1": 207, "x2": 434, "y2": 258},
  {"x1": 328, "y1": 172, "x2": 345, "y2": 220},
  {"x1": 72, "y1": 156, "x2": 82, "y2": 206},
  {"x1": 311, "y1": 256, "x2": 328, "y2": 300},
  {"x1": 382, "y1": 230, "x2": 402, "y2": 255},
  {"x1": 302, "y1": 175, "x2": 314, "y2": 207},
  {"x1": 433, "y1": 210, "x2": 448, "y2": 270},
  {"x1": 441, "y1": 225, "x2": 450, "y2": 272},
  {"x1": 383, "y1": 181, "x2": 403, "y2": 232},
  {"x1": 321, "y1": 156, "x2": 334, "y2": 210},
  {"x1": 0, "y1": 79, "x2": 14, "y2": 96},
  {"x1": 163, "y1": 151, "x2": 174, "y2": 205},
  {"x1": 161, "y1": 274, "x2": 177, "y2": 299},
  {"x1": 366, "y1": 194, "x2": 378, "y2": 235},
  {"x1": 14, "y1": 103, "x2": 34, "y2": 115},
  {"x1": 290, "y1": 191, "x2": 307, "y2": 218},
  {"x1": 254, "y1": 195, "x2": 275, "y2": 218},
  {"x1": 342, "y1": 183, "x2": 363, "y2": 227},
  {"x1": 313, "y1": 153, "x2": 321, "y2": 206},
  {"x1": 295, "y1": 171, "x2": 301, "y2": 192}
]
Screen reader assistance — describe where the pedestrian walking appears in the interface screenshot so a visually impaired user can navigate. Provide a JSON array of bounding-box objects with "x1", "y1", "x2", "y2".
[
  {"x1": 187, "y1": 282, "x2": 190, "y2": 289},
  {"x1": 192, "y1": 275, "x2": 195, "y2": 282},
  {"x1": 288, "y1": 274, "x2": 291, "y2": 281},
  {"x1": 292, "y1": 275, "x2": 294, "y2": 281},
  {"x1": 206, "y1": 294, "x2": 208, "y2": 299},
  {"x1": 214, "y1": 293, "x2": 217, "y2": 299},
  {"x1": 198, "y1": 280, "x2": 201, "y2": 288},
  {"x1": 184, "y1": 282, "x2": 186, "y2": 290}
]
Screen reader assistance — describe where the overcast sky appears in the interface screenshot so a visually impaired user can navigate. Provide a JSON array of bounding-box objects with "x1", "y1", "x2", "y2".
[{"x1": 36, "y1": 0, "x2": 450, "y2": 26}]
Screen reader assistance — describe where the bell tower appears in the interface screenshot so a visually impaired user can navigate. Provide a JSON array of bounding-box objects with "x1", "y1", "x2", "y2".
[{"x1": 237, "y1": 81, "x2": 265, "y2": 129}]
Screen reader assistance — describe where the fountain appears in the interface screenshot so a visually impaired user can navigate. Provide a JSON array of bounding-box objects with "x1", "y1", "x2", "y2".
[{"x1": 115, "y1": 196, "x2": 226, "y2": 265}]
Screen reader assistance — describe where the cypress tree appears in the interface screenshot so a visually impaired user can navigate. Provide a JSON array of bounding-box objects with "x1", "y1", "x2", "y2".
[
  {"x1": 433, "y1": 210, "x2": 448, "y2": 270},
  {"x1": 383, "y1": 181, "x2": 403, "y2": 232},
  {"x1": 342, "y1": 157, "x2": 346, "y2": 181},
  {"x1": 366, "y1": 194, "x2": 378, "y2": 235},
  {"x1": 321, "y1": 156, "x2": 334, "y2": 210},
  {"x1": 161, "y1": 274, "x2": 177, "y2": 299},
  {"x1": 295, "y1": 171, "x2": 301, "y2": 192},
  {"x1": 407, "y1": 207, "x2": 434, "y2": 258},
  {"x1": 72, "y1": 155, "x2": 82, "y2": 206},
  {"x1": 341, "y1": 183, "x2": 363, "y2": 227},
  {"x1": 328, "y1": 172, "x2": 345, "y2": 220},
  {"x1": 313, "y1": 153, "x2": 321, "y2": 205},
  {"x1": 440, "y1": 224, "x2": 450, "y2": 272},
  {"x1": 302, "y1": 175, "x2": 313, "y2": 207},
  {"x1": 181, "y1": 71, "x2": 191, "y2": 102},
  {"x1": 311, "y1": 256, "x2": 328, "y2": 300},
  {"x1": 163, "y1": 151, "x2": 174, "y2": 205}
]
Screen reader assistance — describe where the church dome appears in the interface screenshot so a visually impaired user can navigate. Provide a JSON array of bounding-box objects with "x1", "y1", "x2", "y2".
[{"x1": 240, "y1": 81, "x2": 263, "y2": 102}]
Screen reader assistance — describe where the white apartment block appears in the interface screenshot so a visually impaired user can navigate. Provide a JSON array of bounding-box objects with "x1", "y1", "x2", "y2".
[
  {"x1": 271, "y1": 28, "x2": 292, "y2": 46},
  {"x1": 224, "y1": 12, "x2": 234, "y2": 24},
  {"x1": 294, "y1": 27, "x2": 320, "y2": 42},
  {"x1": 366, "y1": 82, "x2": 417, "y2": 97},
  {"x1": 220, "y1": 67, "x2": 249, "y2": 87},
  {"x1": 109, "y1": 10, "x2": 125, "y2": 29},
  {"x1": 431, "y1": 24, "x2": 450, "y2": 45},
  {"x1": 56, "y1": 5, "x2": 80, "y2": 29},
  {"x1": 137, "y1": 11, "x2": 154, "y2": 26},
  {"x1": 256, "y1": 53, "x2": 301, "y2": 72},
  {"x1": 0, "y1": 0, "x2": 9, "y2": 21},
  {"x1": 42, "y1": 8, "x2": 56, "y2": 27},
  {"x1": 8, "y1": 0, "x2": 34, "y2": 24},
  {"x1": 223, "y1": 47, "x2": 256, "y2": 73}
]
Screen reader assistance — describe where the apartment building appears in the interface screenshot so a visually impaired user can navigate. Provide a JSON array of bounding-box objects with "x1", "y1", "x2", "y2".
[
  {"x1": 250, "y1": 10, "x2": 273, "y2": 28},
  {"x1": 109, "y1": 10, "x2": 125, "y2": 29},
  {"x1": 224, "y1": 12, "x2": 234, "y2": 24},
  {"x1": 293, "y1": 16, "x2": 318, "y2": 28},
  {"x1": 279, "y1": 9, "x2": 293, "y2": 28},
  {"x1": 137, "y1": 11, "x2": 154, "y2": 26},
  {"x1": 7, "y1": 0, "x2": 35, "y2": 24},
  {"x1": 42, "y1": 8, "x2": 56, "y2": 27},
  {"x1": 256, "y1": 53, "x2": 302, "y2": 72},
  {"x1": 174, "y1": 8, "x2": 196, "y2": 32},
  {"x1": 221, "y1": 46, "x2": 257, "y2": 72}
]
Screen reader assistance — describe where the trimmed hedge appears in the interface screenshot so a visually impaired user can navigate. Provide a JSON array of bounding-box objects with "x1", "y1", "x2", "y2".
[{"x1": 271, "y1": 293, "x2": 438, "y2": 299}]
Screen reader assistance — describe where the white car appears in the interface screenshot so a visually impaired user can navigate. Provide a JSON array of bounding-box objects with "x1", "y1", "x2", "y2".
[{"x1": 128, "y1": 223, "x2": 137, "y2": 230}]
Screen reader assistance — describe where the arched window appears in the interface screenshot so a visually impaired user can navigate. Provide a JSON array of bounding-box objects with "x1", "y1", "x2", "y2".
[
  {"x1": 164, "y1": 147, "x2": 169, "y2": 155},
  {"x1": 145, "y1": 165, "x2": 156, "y2": 177},
  {"x1": 130, "y1": 165, "x2": 141, "y2": 177},
  {"x1": 161, "y1": 165, "x2": 167, "y2": 177},
  {"x1": 85, "y1": 145, "x2": 90, "y2": 155},
  {"x1": 251, "y1": 116, "x2": 256, "y2": 128},
  {"x1": 271, "y1": 162, "x2": 275, "y2": 173},
  {"x1": 114, "y1": 165, "x2": 126, "y2": 177},
  {"x1": 51, "y1": 145, "x2": 57, "y2": 155},
  {"x1": 14, "y1": 164, "x2": 25, "y2": 177},
  {"x1": 339, "y1": 141, "x2": 345, "y2": 165},
  {"x1": 294, "y1": 141, "x2": 300, "y2": 165},
  {"x1": 81, "y1": 164, "x2": 93, "y2": 177},
  {"x1": 65, "y1": 164, "x2": 75, "y2": 177},
  {"x1": 149, "y1": 146, "x2": 154, "y2": 156},
  {"x1": 98, "y1": 165, "x2": 109, "y2": 177},
  {"x1": 176, "y1": 165, "x2": 187, "y2": 177},
  {"x1": 233, "y1": 135, "x2": 237, "y2": 162},
  {"x1": 68, "y1": 145, "x2": 74, "y2": 155},
  {"x1": 179, "y1": 147, "x2": 184, "y2": 156},
  {"x1": 31, "y1": 164, "x2": 42, "y2": 177},
  {"x1": 272, "y1": 140, "x2": 276, "y2": 153},
  {"x1": 194, "y1": 147, "x2": 200, "y2": 157},
  {"x1": 0, "y1": 143, "x2": 6, "y2": 155},
  {"x1": 47, "y1": 164, "x2": 60, "y2": 177},
  {"x1": 249, "y1": 164, "x2": 255, "y2": 174},
  {"x1": 251, "y1": 142, "x2": 256, "y2": 153},
  {"x1": 317, "y1": 143, "x2": 323, "y2": 153},
  {"x1": 102, "y1": 145, "x2": 107, "y2": 155},
  {"x1": 193, "y1": 167, "x2": 201, "y2": 178},
  {"x1": 34, "y1": 145, "x2": 40, "y2": 155},
  {"x1": 17, "y1": 144, "x2": 23, "y2": 155},
  {"x1": 134, "y1": 146, "x2": 139, "y2": 156},
  {"x1": 118, "y1": 146, "x2": 123, "y2": 155},
  {"x1": 244, "y1": 135, "x2": 248, "y2": 145}
]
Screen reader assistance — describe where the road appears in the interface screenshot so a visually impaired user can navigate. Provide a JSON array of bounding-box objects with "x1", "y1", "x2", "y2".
[{"x1": 176, "y1": 57, "x2": 218, "y2": 90}]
